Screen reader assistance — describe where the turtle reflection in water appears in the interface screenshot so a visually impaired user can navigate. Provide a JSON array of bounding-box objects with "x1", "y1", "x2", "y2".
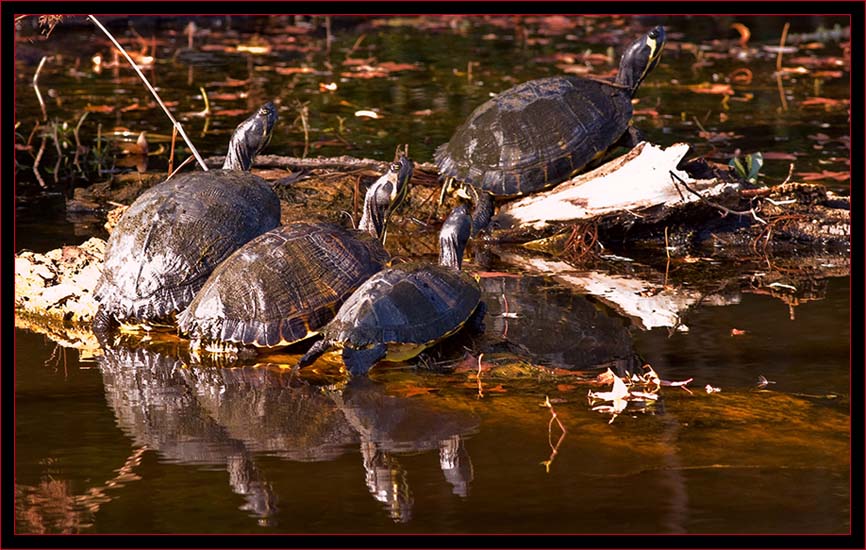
[
  {"x1": 436, "y1": 26, "x2": 666, "y2": 232},
  {"x1": 93, "y1": 103, "x2": 281, "y2": 334},
  {"x1": 177, "y1": 154, "x2": 413, "y2": 359},
  {"x1": 98, "y1": 341, "x2": 478, "y2": 525},
  {"x1": 298, "y1": 202, "x2": 486, "y2": 376},
  {"x1": 97, "y1": 343, "x2": 281, "y2": 525}
]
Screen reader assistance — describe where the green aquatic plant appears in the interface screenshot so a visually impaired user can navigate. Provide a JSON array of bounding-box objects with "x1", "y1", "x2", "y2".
[{"x1": 729, "y1": 151, "x2": 764, "y2": 185}]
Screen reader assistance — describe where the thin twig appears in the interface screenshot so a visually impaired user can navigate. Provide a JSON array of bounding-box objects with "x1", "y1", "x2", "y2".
[
  {"x1": 501, "y1": 293, "x2": 509, "y2": 339},
  {"x1": 353, "y1": 175, "x2": 360, "y2": 222},
  {"x1": 166, "y1": 155, "x2": 196, "y2": 181},
  {"x1": 88, "y1": 15, "x2": 208, "y2": 171},
  {"x1": 669, "y1": 170, "x2": 767, "y2": 224},
  {"x1": 198, "y1": 86, "x2": 211, "y2": 117},
  {"x1": 33, "y1": 136, "x2": 47, "y2": 188},
  {"x1": 293, "y1": 100, "x2": 311, "y2": 158},
  {"x1": 540, "y1": 396, "x2": 567, "y2": 473},
  {"x1": 664, "y1": 225, "x2": 671, "y2": 260},
  {"x1": 780, "y1": 162, "x2": 795, "y2": 185},
  {"x1": 167, "y1": 126, "x2": 177, "y2": 175},
  {"x1": 72, "y1": 111, "x2": 88, "y2": 170},
  {"x1": 776, "y1": 21, "x2": 790, "y2": 72},
  {"x1": 776, "y1": 73, "x2": 788, "y2": 112},
  {"x1": 345, "y1": 33, "x2": 366, "y2": 59},
  {"x1": 50, "y1": 123, "x2": 61, "y2": 184},
  {"x1": 33, "y1": 56, "x2": 49, "y2": 121},
  {"x1": 476, "y1": 353, "x2": 484, "y2": 399}
]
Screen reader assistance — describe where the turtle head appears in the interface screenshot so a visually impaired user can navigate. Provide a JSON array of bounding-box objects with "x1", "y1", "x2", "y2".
[
  {"x1": 359, "y1": 150, "x2": 414, "y2": 243},
  {"x1": 439, "y1": 202, "x2": 472, "y2": 270},
  {"x1": 222, "y1": 101, "x2": 279, "y2": 171},
  {"x1": 615, "y1": 25, "x2": 665, "y2": 94}
]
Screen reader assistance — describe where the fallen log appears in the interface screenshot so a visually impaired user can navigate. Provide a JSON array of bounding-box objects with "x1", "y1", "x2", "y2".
[{"x1": 495, "y1": 142, "x2": 740, "y2": 231}]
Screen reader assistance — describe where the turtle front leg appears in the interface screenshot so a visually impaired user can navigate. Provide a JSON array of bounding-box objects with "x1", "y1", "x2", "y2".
[
  {"x1": 342, "y1": 343, "x2": 388, "y2": 377},
  {"x1": 297, "y1": 338, "x2": 332, "y2": 369}
]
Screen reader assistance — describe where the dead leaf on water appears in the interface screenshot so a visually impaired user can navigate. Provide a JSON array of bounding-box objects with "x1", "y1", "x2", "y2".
[
  {"x1": 800, "y1": 97, "x2": 849, "y2": 109},
  {"x1": 274, "y1": 66, "x2": 318, "y2": 75},
  {"x1": 84, "y1": 104, "x2": 114, "y2": 113},
  {"x1": 687, "y1": 83, "x2": 735, "y2": 96},
  {"x1": 797, "y1": 170, "x2": 849, "y2": 182}
]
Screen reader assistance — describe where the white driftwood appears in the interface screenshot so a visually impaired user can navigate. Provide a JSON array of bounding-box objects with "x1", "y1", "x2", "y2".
[{"x1": 495, "y1": 142, "x2": 740, "y2": 230}]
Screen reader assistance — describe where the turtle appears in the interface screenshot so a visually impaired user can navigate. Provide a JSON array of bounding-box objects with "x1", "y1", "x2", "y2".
[
  {"x1": 435, "y1": 25, "x2": 666, "y2": 232},
  {"x1": 297, "y1": 201, "x2": 485, "y2": 377},
  {"x1": 92, "y1": 102, "x2": 281, "y2": 335},
  {"x1": 176, "y1": 154, "x2": 414, "y2": 356}
]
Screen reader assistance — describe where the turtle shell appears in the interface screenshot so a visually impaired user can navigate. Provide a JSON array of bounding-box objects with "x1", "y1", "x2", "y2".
[
  {"x1": 177, "y1": 222, "x2": 389, "y2": 348},
  {"x1": 434, "y1": 75, "x2": 633, "y2": 197},
  {"x1": 324, "y1": 263, "x2": 481, "y2": 349},
  {"x1": 93, "y1": 170, "x2": 280, "y2": 324}
]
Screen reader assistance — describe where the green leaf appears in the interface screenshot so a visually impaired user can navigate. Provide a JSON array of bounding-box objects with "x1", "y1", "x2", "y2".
[
  {"x1": 746, "y1": 152, "x2": 763, "y2": 182},
  {"x1": 729, "y1": 156, "x2": 747, "y2": 179}
]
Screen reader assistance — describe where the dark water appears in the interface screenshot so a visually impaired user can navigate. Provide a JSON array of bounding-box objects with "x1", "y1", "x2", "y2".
[{"x1": 13, "y1": 15, "x2": 851, "y2": 535}]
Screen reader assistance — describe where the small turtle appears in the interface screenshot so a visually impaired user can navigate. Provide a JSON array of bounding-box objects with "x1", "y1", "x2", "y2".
[
  {"x1": 93, "y1": 102, "x2": 280, "y2": 334},
  {"x1": 176, "y1": 154, "x2": 414, "y2": 356},
  {"x1": 297, "y1": 202, "x2": 485, "y2": 376},
  {"x1": 435, "y1": 26, "x2": 666, "y2": 232}
]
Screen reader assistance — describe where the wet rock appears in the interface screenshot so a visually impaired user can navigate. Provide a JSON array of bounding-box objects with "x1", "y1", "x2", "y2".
[{"x1": 15, "y1": 237, "x2": 106, "y2": 324}]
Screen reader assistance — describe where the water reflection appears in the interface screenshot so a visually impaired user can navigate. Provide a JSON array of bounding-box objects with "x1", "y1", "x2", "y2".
[
  {"x1": 96, "y1": 341, "x2": 479, "y2": 525},
  {"x1": 336, "y1": 377, "x2": 479, "y2": 522},
  {"x1": 479, "y1": 274, "x2": 644, "y2": 373},
  {"x1": 98, "y1": 345, "x2": 280, "y2": 524}
]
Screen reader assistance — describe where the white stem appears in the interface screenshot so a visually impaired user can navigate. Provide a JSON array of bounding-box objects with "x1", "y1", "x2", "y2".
[{"x1": 88, "y1": 15, "x2": 208, "y2": 171}]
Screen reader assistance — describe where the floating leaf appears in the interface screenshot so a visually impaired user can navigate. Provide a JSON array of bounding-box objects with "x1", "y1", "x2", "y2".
[
  {"x1": 84, "y1": 104, "x2": 114, "y2": 113},
  {"x1": 797, "y1": 170, "x2": 849, "y2": 182},
  {"x1": 274, "y1": 66, "x2": 317, "y2": 75},
  {"x1": 730, "y1": 328, "x2": 747, "y2": 336},
  {"x1": 761, "y1": 151, "x2": 798, "y2": 160},
  {"x1": 800, "y1": 97, "x2": 849, "y2": 108},
  {"x1": 236, "y1": 43, "x2": 272, "y2": 55},
  {"x1": 354, "y1": 110, "x2": 380, "y2": 119},
  {"x1": 687, "y1": 83, "x2": 735, "y2": 95}
]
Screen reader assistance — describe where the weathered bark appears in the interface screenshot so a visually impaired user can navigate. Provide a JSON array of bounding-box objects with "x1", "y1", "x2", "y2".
[{"x1": 495, "y1": 142, "x2": 740, "y2": 231}]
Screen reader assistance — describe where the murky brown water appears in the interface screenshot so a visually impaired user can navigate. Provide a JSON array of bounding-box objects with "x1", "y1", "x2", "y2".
[{"x1": 13, "y1": 15, "x2": 851, "y2": 535}]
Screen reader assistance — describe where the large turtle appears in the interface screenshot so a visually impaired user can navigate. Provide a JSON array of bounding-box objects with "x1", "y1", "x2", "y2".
[
  {"x1": 176, "y1": 154, "x2": 414, "y2": 356},
  {"x1": 93, "y1": 102, "x2": 281, "y2": 334},
  {"x1": 297, "y1": 202, "x2": 485, "y2": 376},
  {"x1": 435, "y1": 26, "x2": 666, "y2": 232}
]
